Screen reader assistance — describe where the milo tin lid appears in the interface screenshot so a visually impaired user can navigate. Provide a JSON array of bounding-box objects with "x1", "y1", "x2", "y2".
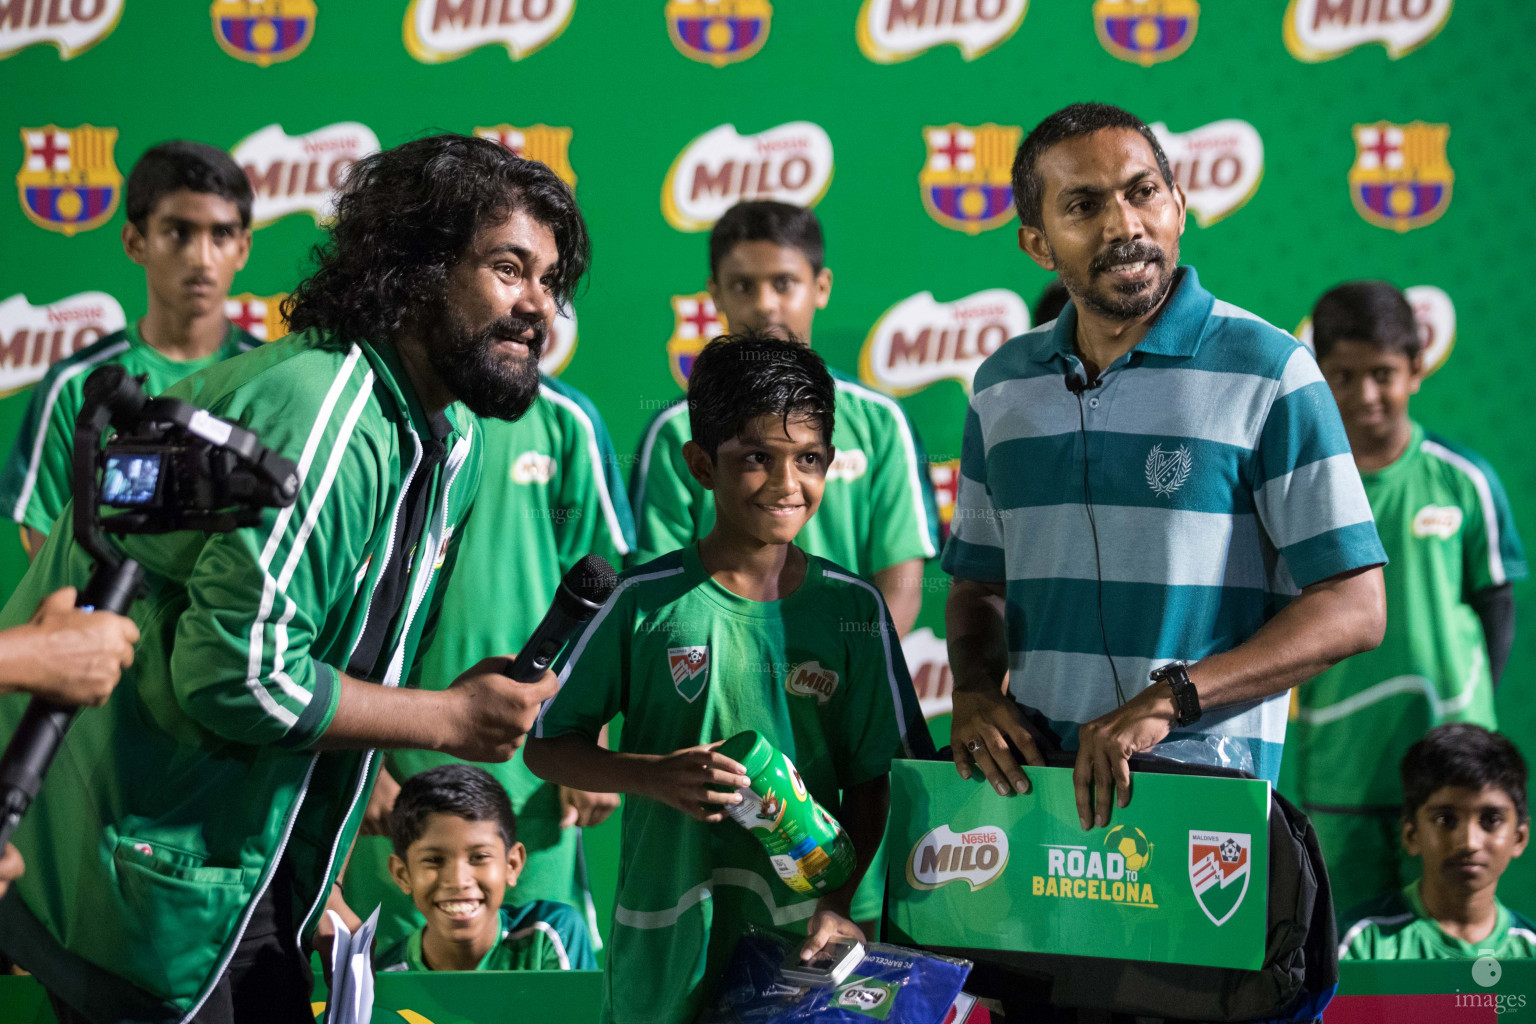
[{"x1": 718, "y1": 730, "x2": 774, "y2": 778}]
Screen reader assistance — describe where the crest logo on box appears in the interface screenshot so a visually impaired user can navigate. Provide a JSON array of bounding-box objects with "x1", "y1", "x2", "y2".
[
  {"x1": 1297, "y1": 284, "x2": 1455, "y2": 376},
  {"x1": 667, "y1": 0, "x2": 771, "y2": 66},
  {"x1": 474, "y1": 123, "x2": 576, "y2": 186},
  {"x1": 1348, "y1": 121, "x2": 1452, "y2": 233},
  {"x1": 662, "y1": 121, "x2": 833, "y2": 233},
  {"x1": 1284, "y1": 0, "x2": 1451, "y2": 62},
  {"x1": 0, "y1": 0, "x2": 123, "y2": 60},
  {"x1": 666, "y1": 292, "x2": 724, "y2": 388},
  {"x1": 225, "y1": 293, "x2": 289, "y2": 342},
  {"x1": 17, "y1": 125, "x2": 121, "y2": 236},
  {"x1": 234, "y1": 122, "x2": 380, "y2": 228},
  {"x1": 908, "y1": 824, "x2": 1009, "y2": 891},
  {"x1": 919, "y1": 123, "x2": 1020, "y2": 235},
  {"x1": 1094, "y1": 0, "x2": 1198, "y2": 65},
  {"x1": 668, "y1": 645, "x2": 709, "y2": 702},
  {"x1": 404, "y1": 0, "x2": 575, "y2": 63},
  {"x1": 0, "y1": 291, "x2": 125, "y2": 394},
  {"x1": 860, "y1": 289, "x2": 1027, "y2": 397},
  {"x1": 857, "y1": 0, "x2": 1028, "y2": 63},
  {"x1": 1151, "y1": 119, "x2": 1264, "y2": 227},
  {"x1": 1189, "y1": 830, "x2": 1251, "y2": 926},
  {"x1": 211, "y1": 0, "x2": 316, "y2": 66}
]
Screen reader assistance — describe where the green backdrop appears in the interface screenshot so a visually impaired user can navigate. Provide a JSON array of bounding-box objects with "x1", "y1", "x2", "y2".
[{"x1": 3, "y1": 0, "x2": 1533, "y2": 947}]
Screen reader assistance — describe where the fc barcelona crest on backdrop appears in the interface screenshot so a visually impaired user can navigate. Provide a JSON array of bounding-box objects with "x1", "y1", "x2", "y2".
[
  {"x1": 919, "y1": 124, "x2": 1020, "y2": 235},
  {"x1": 474, "y1": 124, "x2": 576, "y2": 187},
  {"x1": 17, "y1": 125, "x2": 121, "y2": 236},
  {"x1": 1093, "y1": 0, "x2": 1198, "y2": 66},
  {"x1": 225, "y1": 294, "x2": 289, "y2": 342},
  {"x1": 667, "y1": 0, "x2": 771, "y2": 67},
  {"x1": 666, "y1": 293, "x2": 724, "y2": 389},
  {"x1": 211, "y1": 0, "x2": 316, "y2": 66},
  {"x1": 1188, "y1": 830, "x2": 1251, "y2": 927},
  {"x1": 1348, "y1": 121, "x2": 1452, "y2": 233}
]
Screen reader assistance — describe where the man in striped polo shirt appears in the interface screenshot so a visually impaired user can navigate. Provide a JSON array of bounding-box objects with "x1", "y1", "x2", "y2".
[{"x1": 944, "y1": 103, "x2": 1388, "y2": 832}]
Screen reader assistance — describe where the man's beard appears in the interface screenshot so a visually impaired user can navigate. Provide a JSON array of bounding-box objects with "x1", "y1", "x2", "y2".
[
  {"x1": 429, "y1": 309, "x2": 546, "y2": 421},
  {"x1": 1055, "y1": 239, "x2": 1178, "y2": 321}
]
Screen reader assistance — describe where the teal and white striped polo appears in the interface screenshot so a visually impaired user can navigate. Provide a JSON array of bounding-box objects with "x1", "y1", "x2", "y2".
[{"x1": 942, "y1": 267, "x2": 1387, "y2": 783}]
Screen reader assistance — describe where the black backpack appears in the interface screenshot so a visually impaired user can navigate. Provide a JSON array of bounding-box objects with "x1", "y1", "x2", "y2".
[{"x1": 893, "y1": 753, "x2": 1338, "y2": 1023}]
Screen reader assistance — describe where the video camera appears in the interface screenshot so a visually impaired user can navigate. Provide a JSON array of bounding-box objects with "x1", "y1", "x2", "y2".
[{"x1": 0, "y1": 365, "x2": 299, "y2": 848}]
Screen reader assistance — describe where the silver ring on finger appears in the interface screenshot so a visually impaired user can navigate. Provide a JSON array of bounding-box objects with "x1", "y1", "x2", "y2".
[{"x1": 967, "y1": 739, "x2": 983, "y2": 753}]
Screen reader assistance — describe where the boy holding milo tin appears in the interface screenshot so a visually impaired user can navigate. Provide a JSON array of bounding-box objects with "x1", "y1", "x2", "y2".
[{"x1": 525, "y1": 332, "x2": 932, "y2": 1024}]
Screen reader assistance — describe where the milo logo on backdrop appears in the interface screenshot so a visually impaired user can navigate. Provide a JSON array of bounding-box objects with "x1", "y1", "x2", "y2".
[
  {"x1": 661, "y1": 121, "x2": 833, "y2": 232},
  {"x1": 860, "y1": 288, "x2": 1028, "y2": 397},
  {"x1": 233, "y1": 122, "x2": 380, "y2": 228},
  {"x1": 907, "y1": 824, "x2": 1009, "y2": 891},
  {"x1": 1032, "y1": 826, "x2": 1159, "y2": 907},
  {"x1": 857, "y1": 0, "x2": 1028, "y2": 63},
  {"x1": 1150, "y1": 119, "x2": 1264, "y2": 227},
  {"x1": 1296, "y1": 284, "x2": 1456, "y2": 376},
  {"x1": 404, "y1": 0, "x2": 575, "y2": 61},
  {"x1": 1284, "y1": 0, "x2": 1452, "y2": 62},
  {"x1": 0, "y1": 291, "x2": 124, "y2": 393},
  {"x1": 0, "y1": 0, "x2": 123, "y2": 60}
]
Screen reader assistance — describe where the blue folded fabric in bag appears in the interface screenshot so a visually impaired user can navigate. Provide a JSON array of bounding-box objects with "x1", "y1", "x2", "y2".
[{"x1": 702, "y1": 931, "x2": 971, "y2": 1023}]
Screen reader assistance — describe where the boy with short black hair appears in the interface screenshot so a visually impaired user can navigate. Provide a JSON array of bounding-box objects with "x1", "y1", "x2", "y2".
[
  {"x1": 1289, "y1": 280, "x2": 1527, "y2": 911},
  {"x1": 631, "y1": 200, "x2": 938, "y2": 636},
  {"x1": 1339, "y1": 723, "x2": 1533, "y2": 959},
  {"x1": 527, "y1": 332, "x2": 932, "y2": 1024},
  {"x1": 377, "y1": 763, "x2": 595, "y2": 973},
  {"x1": 0, "y1": 139, "x2": 259, "y2": 556}
]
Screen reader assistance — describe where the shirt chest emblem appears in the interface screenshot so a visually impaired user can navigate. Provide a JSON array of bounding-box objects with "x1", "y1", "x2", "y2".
[
  {"x1": 1146, "y1": 443, "x2": 1192, "y2": 498},
  {"x1": 668, "y1": 645, "x2": 709, "y2": 702},
  {"x1": 785, "y1": 660, "x2": 840, "y2": 704},
  {"x1": 511, "y1": 450, "x2": 556, "y2": 485},
  {"x1": 1412, "y1": 504, "x2": 1463, "y2": 539}
]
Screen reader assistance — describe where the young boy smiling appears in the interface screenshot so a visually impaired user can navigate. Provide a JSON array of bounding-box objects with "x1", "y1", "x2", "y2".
[
  {"x1": 526, "y1": 333, "x2": 931, "y2": 1024},
  {"x1": 378, "y1": 764, "x2": 595, "y2": 973}
]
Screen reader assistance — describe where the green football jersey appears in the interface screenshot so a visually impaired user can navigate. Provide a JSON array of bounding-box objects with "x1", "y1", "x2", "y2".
[
  {"x1": 1339, "y1": 883, "x2": 1536, "y2": 960},
  {"x1": 536, "y1": 544, "x2": 933, "y2": 1024},
  {"x1": 377, "y1": 900, "x2": 598, "y2": 973},
  {"x1": 0, "y1": 322, "x2": 259, "y2": 536},
  {"x1": 1290, "y1": 422, "x2": 1527, "y2": 808},
  {"x1": 630, "y1": 369, "x2": 939, "y2": 573},
  {"x1": 344, "y1": 375, "x2": 635, "y2": 952}
]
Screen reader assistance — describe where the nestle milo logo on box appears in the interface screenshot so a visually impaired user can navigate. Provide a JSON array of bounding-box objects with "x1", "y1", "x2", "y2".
[{"x1": 907, "y1": 824, "x2": 1009, "y2": 891}]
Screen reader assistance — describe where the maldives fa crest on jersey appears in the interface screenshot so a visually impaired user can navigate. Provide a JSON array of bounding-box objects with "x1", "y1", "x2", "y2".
[
  {"x1": 1145, "y1": 443, "x2": 1191, "y2": 498},
  {"x1": 919, "y1": 124, "x2": 1020, "y2": 235},
  {"x1": 1284, "y1": 0, "x2": 1451, "y2": 62},
  {"x1": 0, "y1": 0, "x2": 124, "y2": 60},
  {"x1": 0, "y1": 291, "x2": 125, "y2": 394},
  {"x1": 667, "y1": 0, "x2": 771, "y2": 67},
  {"x1": 17, "y1": 125, "x2": 121, "y2": 236},
  {"x1": 1189, "y1": 830, "x2": 1251, "y2": 927},
  {"x1": 473, "y1": 124, "x2": 576, "y2": 187},
  {"x1": 668, "y1": 645, "x2": 709, "y2": 702},
  {"x1": 1151, "y1": 119, "x2": 1264, "y2": 227},
  {"x1": 662, "y1": 122, "x2": 833, "y2": 232},
  {"x1": 233, "y1": 122, "x2": 381, "y2": 228},
  {"x1": 225, "y1": 294, "x2": 289, "y2": 342},
  {"x1": 1349, "y1": 121, "x2": 1452, "y2": 233},
  {"x1": 211, "y1": 0, "x2": 316, "y2": 66},
  {"x1": 666, "y1": 293, "x2": 724, "y2": 388},
  {"x1": 857, "y1": 0, "x2": 1028, "y2": 64},
  {"x1": 1094, "y1": 0, "x2": 1197, "y2": 65},
  {"x1": 404, "y1": 0, "x2": 575, "y2": 63},
  {"x1": 860, "y1": 288, "x2": 1028, "y2": 397}
]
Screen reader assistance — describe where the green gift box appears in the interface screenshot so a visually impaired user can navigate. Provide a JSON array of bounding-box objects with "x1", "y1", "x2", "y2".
[{"x1": 884, "y1": 761, "x2": 1271, "y2": 970}]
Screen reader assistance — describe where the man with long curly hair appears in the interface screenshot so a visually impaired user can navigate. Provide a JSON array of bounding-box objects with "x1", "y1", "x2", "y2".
[{"x1": 0, "y1": 134, "x2": 589, "y2": 1024}]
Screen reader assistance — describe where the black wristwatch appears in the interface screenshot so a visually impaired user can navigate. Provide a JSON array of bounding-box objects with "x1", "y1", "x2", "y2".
[{"x1": 1149, "y1": 661, "x2": 1202, "y2": 726}]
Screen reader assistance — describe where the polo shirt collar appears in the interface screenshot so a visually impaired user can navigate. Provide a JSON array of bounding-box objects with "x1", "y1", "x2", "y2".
[
  {"x1": 361, "y1": 337, "x2": 463, "y2": 443},
  {"x1": 1037, "y1": 265, "x2": 1216, "y2": 368}
]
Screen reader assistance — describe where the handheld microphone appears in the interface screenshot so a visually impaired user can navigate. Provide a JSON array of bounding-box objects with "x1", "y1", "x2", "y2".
[{"x1": 509, "y1": 554, "x2": 619, "y2": 682}]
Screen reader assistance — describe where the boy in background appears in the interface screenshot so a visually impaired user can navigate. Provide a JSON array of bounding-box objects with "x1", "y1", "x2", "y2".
[
  {"x1": 1290, "y1": 281, "x2": 1527, "y2": 911},
  {"x1": 0, "y1": 140, "x2": 258, "y2": 555},
  {"x1": 631, "y1": 201, "x2": 938, "y2": 636},
  {"x1": 527, "y1": 334, "x2": 932, "y2": 1023},
  {"x1": 378, "y1": 764, "x2": 596, "y2": 972},
  {"x1": 1339, "y1": 723, "x2": 1532, "y2": 959}
]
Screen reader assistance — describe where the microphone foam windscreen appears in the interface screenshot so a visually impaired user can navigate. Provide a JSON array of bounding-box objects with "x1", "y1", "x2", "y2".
[{"x1": 570, "y1": 554, "x2": 619, "y2": 604}]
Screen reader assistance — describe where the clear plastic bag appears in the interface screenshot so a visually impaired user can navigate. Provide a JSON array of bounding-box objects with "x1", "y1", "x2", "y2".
[{"x1": 1153, "y1": 734, "x2": 1255, "y2": 776}]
